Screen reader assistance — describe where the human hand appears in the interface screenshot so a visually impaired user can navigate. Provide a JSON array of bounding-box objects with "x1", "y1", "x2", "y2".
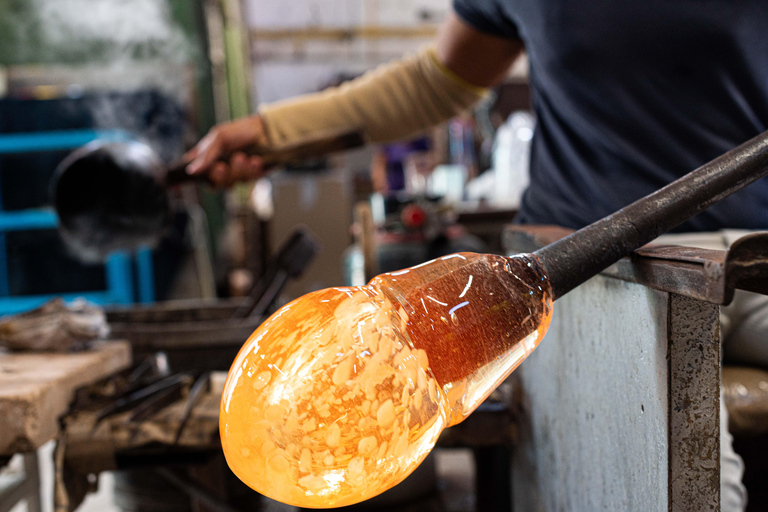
[{"x1": 184, "y1": 115, "x2": 269, "y2": 187}]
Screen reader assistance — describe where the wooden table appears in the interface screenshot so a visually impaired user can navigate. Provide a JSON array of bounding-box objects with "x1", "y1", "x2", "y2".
[{"x1": 0, "y1": 341, "x2": 132, "y2": 456}]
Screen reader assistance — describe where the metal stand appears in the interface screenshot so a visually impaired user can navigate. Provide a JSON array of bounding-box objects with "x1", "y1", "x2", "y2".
[
  {"x1": 0, "y1": 453, "x2": 42, "y2": 512},
  {"x1": 505, "y1": 226, "x2": 768, "y2": 512}
]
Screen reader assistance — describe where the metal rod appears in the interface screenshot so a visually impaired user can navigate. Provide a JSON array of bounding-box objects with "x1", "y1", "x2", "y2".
[
  {"x1": 534, "y1": 130, "x2": 768, "y2": 300},
  {"x1": 163, "y1": 128, "x2": 366, "y2": 186}
]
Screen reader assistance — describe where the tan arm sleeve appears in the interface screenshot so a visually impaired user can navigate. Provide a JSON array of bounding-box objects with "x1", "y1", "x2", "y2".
[{"x1": 259, "y1": 47, "x2": 489, "y2": 146}]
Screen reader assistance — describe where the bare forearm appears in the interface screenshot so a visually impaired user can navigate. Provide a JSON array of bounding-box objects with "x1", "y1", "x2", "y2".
[{"x1": 436, "y1": 13, "x2": 524, "y2": 89}]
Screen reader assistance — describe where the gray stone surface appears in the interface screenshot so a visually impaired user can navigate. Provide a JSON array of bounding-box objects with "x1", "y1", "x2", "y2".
[{"x1": 513, "y1": 276, "x2": 671, "y2": 512}]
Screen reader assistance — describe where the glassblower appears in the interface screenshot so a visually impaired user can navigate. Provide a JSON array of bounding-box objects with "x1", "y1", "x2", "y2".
[{"x1": 219, "y1": 130, "x2": 768, "y2": 508}]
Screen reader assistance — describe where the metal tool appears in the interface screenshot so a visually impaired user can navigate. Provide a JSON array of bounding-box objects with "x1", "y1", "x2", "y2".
[
  {"x1": 232, "y1": 227, "x2": 320, "y2": 319},
  {"x1": 92, "y1": 373, "x2": 192, "y2": 428},
  {"x1": 174, "y1": 372, "x2": 212, "y2": 444},
  {"x1": 534, "y1": 130, "x2": 768, "y2": 300},
  {"x1": 506, "y1": 226, "x2": 768, "y2": 305},
  {"x1": 128, "y1": 378, "x2": 189, "y2": 424},
  {"x1": 51, "y1": 129, "x2": 365, "y2": 261},
  {"x1": 126, "y1": 352, "x2": 171, "y2": 387}
]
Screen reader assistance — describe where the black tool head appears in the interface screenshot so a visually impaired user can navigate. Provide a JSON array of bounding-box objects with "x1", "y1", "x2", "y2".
[
  {"x1": 52, "y1": 140, "x2": 171, "y2": 262},
  {"x1": 276, "y1": 227, "x2": 321, "y2": 278}
]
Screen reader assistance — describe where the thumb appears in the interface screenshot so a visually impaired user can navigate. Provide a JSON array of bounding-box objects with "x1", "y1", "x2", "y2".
[
  {"x1": 186, "y1": 133, "x2": 222, "y2": 175},
  {"x1": 182, "y1": 145, "x2": 199, "y2": 163}
]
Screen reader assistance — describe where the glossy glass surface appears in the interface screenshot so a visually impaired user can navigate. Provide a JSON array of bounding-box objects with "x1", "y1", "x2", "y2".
[{"x1": 220, "y1": 252, "x2": 553, "y2": 508}]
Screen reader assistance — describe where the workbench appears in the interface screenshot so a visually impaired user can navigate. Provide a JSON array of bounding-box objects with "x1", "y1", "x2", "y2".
[
  {"x1": 0, "y1": 341, "x2": 132, "y2": 456},
  {"x1": 0, "y1": 341, "x2": 131, "y2": 512},
  {"x1": 57, "y1": 368, "x2": 515, "y2": 512},
  {"x1": 504, "y1": 227, "x2": 768, "y2": 512}
]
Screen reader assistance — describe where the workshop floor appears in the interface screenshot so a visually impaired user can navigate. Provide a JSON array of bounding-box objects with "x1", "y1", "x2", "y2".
[
  {"x1": 257, "y1": 449, "x2": 476, "y2": 512},
  {"x1": 22, "y1": 447, "x2": 477, "y2": 512},
  {"x1": 77, "y1": 473, "x2": 117, "y2": 512}
]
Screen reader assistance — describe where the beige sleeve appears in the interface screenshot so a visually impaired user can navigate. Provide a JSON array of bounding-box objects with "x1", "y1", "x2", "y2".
[{"x1": 259, "y1": 47, "x2": 489, "y2": 146}]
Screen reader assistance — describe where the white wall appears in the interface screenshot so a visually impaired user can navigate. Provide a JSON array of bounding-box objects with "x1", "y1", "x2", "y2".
[
  {"x1": 244, "y1": 0, "x2": 451, "y2": 104},
  {"x1": 243, "y1": 0, "x2": 452, "y2": 294},
  {"x1": 244, "y1": 0, "x2": 449, "y2": 29}
]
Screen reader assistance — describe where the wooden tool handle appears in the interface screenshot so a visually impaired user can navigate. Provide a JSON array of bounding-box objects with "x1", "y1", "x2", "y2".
[{"x1": 164, "y1": 128, "x2": 367, "y2": 186}]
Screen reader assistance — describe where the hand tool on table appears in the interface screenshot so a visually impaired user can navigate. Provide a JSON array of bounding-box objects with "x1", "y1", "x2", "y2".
[
  {"x1": 89, "y1": 372, "x2": 193, "y2": 436},
  {"x1": 173, "y1": 372, "x2": 212, "y2": 444},
  {"x1": 68, "y1": 352, "x2": 170, "y2": 414},
  {"x1": 217, "y1": 129, "x2": 768, "y2": 508},
  {"x1": 51, "y1": 129, "x2": 365, "y2": 261},
  {"x1": 128, "y1": 376, "x2": 190, "y2": 424}
]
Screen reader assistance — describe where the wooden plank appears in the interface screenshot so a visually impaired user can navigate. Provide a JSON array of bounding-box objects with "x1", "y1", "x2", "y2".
[{"x1": 0, "y1": 341, "x2": 131, "y2": 455}]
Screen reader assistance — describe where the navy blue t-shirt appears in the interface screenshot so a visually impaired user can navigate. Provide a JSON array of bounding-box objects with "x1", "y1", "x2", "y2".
[{"x1": 454, "y1": 0, "x2": 768, "y2": 231}]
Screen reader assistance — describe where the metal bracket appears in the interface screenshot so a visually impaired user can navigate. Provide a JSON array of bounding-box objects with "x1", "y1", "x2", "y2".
[{"x1": 504, "y1": 226, "x2": 768, "y2": 305}]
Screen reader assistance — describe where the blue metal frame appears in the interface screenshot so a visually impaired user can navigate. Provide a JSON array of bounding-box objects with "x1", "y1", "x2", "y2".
[
  {"x1": 135, "y1": 247, "x2": 156, "y2": 303},
  {"x1": 0, "y1": 209, "x2": 58, "y2": 231},
  {"x1": 0, "y1": 129, "x2": 155, "y2": 314},
  {"x1": 0, "y1": 129, "x2": 131, "y2": 154}
]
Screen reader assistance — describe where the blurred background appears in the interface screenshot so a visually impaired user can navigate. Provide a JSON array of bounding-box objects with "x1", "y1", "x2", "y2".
[
  {"x1": 0, "y1": 0, "x2": 532, "y2": 313},
  {"x1": 0, "y1": 1, "x2": 534, "y2": 511}
]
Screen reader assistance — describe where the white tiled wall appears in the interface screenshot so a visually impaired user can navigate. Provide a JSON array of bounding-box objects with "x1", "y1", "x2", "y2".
[
  {"x1": 375, "y1": 0, "x2": 449, "y2": 26},
  {"x1": 244, "y1": 0, "x2": 362, "y2": 29},
  {"x1": 245, "y1": 0, "x2": 451, "y2": 104},
  {"x1": 244, "y1": 0, "x2": 449, "y2": 29},
  {"x1": 253, "y1": 61, "x2": 374, "y2": 105}
]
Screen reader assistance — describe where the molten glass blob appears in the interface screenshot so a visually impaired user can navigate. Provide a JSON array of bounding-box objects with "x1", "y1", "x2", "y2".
[{"x1": 220, "y1": 252, "x2": 553, "y2": 508}]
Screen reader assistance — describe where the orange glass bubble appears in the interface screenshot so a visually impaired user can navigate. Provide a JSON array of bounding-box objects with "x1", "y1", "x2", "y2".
[{"x1": 220, "y1": 252, "x2": 553, "y2": 508}]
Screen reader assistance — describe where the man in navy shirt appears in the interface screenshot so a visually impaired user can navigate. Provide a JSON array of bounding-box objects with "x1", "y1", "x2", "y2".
[
  {"x1": 453, "y1": 0, "x2": 768, "y2": 232},
  {"x1": 188, "y1": 2, "x2": 768, "y2": 235},
  {"x1": 187, "y1": 3, "x2": 767, "y2": 509}
]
